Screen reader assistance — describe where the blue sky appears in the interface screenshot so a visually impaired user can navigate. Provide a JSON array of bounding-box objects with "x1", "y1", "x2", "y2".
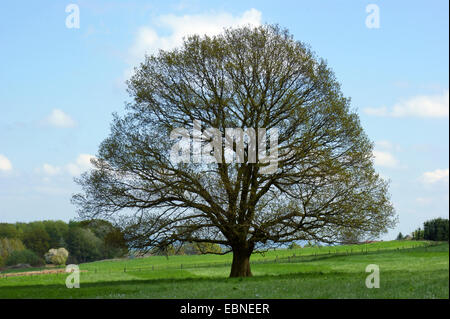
[{"x1": 0, "y1": 0, "x2": 448, "y2": 240}]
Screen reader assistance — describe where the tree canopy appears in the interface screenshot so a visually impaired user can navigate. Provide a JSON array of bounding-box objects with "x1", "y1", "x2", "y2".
[
  {"x1": 73, "y1": 24, "x2": 396, "y2": 277},
  {"x1": 422, "y1": 218, "x2": 448, "y2": 241}
]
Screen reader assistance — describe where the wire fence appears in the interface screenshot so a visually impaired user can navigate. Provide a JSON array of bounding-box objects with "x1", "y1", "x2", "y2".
[
  {"x1": 86, "y1": 241, "x2": 442, "y2": 274},
  {"x1": 0, "y1": 241, "x2": 442, "y2": 278}
]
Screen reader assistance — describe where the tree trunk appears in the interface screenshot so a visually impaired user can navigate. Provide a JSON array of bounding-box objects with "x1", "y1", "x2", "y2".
[{"x1": 229, "y1": 247, "x2": 253, "y2": 277}]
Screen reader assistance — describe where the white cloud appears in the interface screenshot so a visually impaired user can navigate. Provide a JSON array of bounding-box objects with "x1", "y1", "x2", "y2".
[
  {"x1": 44, "y1": 109, "x2": 76, "y2": 128},
  {"x1": 372, "y1": 150, "x2": 399, "y2": 168},
  {"x1": 66, "y1": 154, "x2": 96, "y2": 176},
  {"x1": 0, "y1": 154, "x2": 13, "y2": 172},
  {"x1": 364, "y1": 90, "x2": 449, "y2": 118},
  {"x1": 125, "y1": 8, "x2": 262, "y2": 79},
  {"x1": 421, "y1": 168, "x2": 449, "y2": 184},
  {"x1": 38, "y1": 154, "x2": 96, "y2": 177},
  {"x1": 42, "y1": 163, "x2": 61, "y2": 176}
]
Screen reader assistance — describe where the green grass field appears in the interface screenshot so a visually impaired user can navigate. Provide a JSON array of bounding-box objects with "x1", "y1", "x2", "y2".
[{"x1": 0, "y1": 240, "x2": 448, "y2": 299}]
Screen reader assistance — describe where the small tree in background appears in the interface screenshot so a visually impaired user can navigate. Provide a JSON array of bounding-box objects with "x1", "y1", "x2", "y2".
[
  {"x1": 44, "y1": 248, "x2": 69, "y2": 265},
  {"x1": 412, "y1": 228, "x2": 424, "y2": 240},
  {"x1": 396, "y1": 232, "x2": 403, "y2": 240}
]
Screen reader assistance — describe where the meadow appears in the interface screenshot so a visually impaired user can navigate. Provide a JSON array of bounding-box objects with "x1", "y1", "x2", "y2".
[{"x1": 0, "y1": 240, "x2": 448, "y2": 299}]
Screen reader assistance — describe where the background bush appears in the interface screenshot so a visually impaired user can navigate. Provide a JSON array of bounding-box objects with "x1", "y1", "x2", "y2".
[
  {"x1": 5, "y1": 249, "x2": 44, "y2": 267},
  {"x1": 44, "y1": 247, "x2": 69, "y2": 265},
  {"x1": 0, "y1": 238, "x2": 25, "y2": 267}
]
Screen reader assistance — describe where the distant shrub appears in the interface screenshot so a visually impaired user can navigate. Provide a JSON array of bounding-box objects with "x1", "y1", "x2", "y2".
[
  {"x1": 44, "y1": 248, "x2": 58, "y2": 264},
  {"x1": 5, "y1": 249, "x2": 44, "y2": 267},
  {"x1": 288, "y1": 242, "x2": 301, "y2": 249},
  {"x1": 45, "y1": 247, "x2": 69, "y2": 265}
]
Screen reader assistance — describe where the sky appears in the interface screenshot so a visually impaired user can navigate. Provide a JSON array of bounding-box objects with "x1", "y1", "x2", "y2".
[{"x1": 0, "y1": 0, "x2": 448, "y2": 241}]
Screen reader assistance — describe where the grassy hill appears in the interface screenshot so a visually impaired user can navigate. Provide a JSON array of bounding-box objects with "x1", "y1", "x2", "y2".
[{"x1": 0, "y1": 240, "x2": 448, "y2": 298}]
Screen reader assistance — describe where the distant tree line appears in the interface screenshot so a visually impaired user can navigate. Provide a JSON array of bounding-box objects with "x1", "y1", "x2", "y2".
[
  {"x1": 397, "y1": 218, "x2": 449, "y2": 241},
  {"x1": 0, "y1": 219, "x2": 128, "y2": 267},
  {"x1": 422, "y1": 218, "x2": 449, "y2": 241}
]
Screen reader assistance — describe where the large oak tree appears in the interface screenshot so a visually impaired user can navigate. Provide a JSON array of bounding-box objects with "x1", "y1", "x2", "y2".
[{"x1": 73, "y1": 25, "x2": 396, "y2": 277}]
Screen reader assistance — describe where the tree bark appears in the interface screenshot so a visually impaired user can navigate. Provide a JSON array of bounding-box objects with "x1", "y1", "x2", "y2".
[{"x1": 229, "y1": 246, "x2": 253, "y2": 277}]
